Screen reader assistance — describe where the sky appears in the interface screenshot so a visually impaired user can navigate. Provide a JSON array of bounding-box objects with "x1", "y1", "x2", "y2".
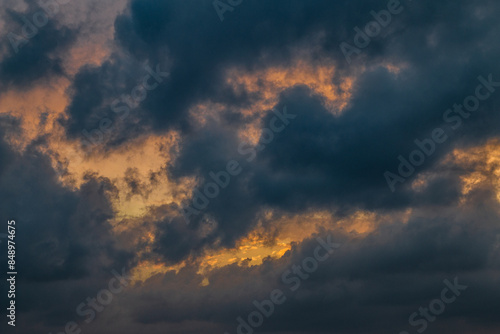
[{"x1": 1, "y1": 0, "x2": 500, "y2": 333}]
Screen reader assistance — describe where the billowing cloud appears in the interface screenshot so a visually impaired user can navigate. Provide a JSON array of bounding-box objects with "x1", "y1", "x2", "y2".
[{"x1": 1, "y1": 0, "x2": 500, "y2": 333}]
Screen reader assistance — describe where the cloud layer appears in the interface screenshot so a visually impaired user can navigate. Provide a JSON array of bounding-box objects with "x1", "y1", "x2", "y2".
[{"x1": 1, "y1": 0, "x2": 500, "y2": 333}]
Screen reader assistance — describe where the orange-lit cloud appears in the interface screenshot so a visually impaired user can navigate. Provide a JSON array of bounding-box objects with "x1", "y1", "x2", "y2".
[{"x1": 445, "y1": 139, "x2": 500, "y2": 202}]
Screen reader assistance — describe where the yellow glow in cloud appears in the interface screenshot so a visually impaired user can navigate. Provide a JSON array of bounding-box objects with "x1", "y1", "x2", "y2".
[
  {"x1": 0, "y1": 77, "x2": 70, "y2": 149},
  {"x1": 128, "y1": 208, "x2": 411, "y2": 285},
  {"x1": 446, "y1": 139, "x2": 500, "y2": 202},
  {"x1": 225, "y1": 58, "x2": 353, "y2": 115},
  {"x1": 184, "y1": 57, "x2": 356, "y2": 145}
]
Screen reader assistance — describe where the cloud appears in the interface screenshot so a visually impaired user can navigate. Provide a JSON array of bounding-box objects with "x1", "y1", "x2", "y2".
[
  {"x1": 3, "y1": 0, "x2": 500, "y2": 333},
  {"x1": 0, "y1": 0, "x2": 77, "y2": 93},
  {"x1": 116, "y1": 199, "x2": 500, "y2": 334},
  {"x1": 0, "y1": 117, "x2": 132, "y2": 327}
]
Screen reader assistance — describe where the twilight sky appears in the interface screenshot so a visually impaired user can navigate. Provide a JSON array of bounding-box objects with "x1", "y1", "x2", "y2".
[{"x1": 1, "y1": 0, "x2": 500, "y2": 333}]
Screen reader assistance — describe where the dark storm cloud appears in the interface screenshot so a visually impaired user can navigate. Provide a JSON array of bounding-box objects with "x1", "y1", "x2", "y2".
[
  {"x1": 156, "y1": 111, "x2": 287, "y2": 260},
  {"x1": 40, "y1": 0, "x2": 500, "y2": 300},
  {"x1": 0, "y1": 1, "x2": 77, "y2": 92},
  {"x1": 122, "y1": 191, "x2": 500, "y2": 334},
  {"x1": 0, "y1": 119, "x2": 132, "y2": 327},
  {"x1": 60, "y1": 53, "x2": 157, "y2": 145},
  {"x1": 269, "y1": 210, "x2": 500, "y2": 334},
  {"x1": 62, "y1": 0, "x2": 413, "y2": 143},
  {"x1": 3, "y1": 0, "x2": 500, "y2": 333},
  {"x1": 153, "y1": 79, "x2": 466, "y2": 262},
  {"x1": 60, "y1": 0, "x2": 500, "y2": 150},
  {"x1": 61, "y1": 0, "x2": 500, "y2": 199},
  {"x1": 250, "y1": 80, "x2": 466, "y2": 211},
  {"x1": 144, "y1": 0, "x2": 500, "y2": 262}
]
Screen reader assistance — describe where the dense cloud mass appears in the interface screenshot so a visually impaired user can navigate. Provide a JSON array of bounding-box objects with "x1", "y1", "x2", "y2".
[
  {"x1": 1, "y1": 0, "x2": 500, "y2": 333},
  {"x1": 0, "y1": 118, "x2": 132, "y2": 331},
  {"x1": 0, "y1": 1, "x2": 77, "y2": 92}
]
